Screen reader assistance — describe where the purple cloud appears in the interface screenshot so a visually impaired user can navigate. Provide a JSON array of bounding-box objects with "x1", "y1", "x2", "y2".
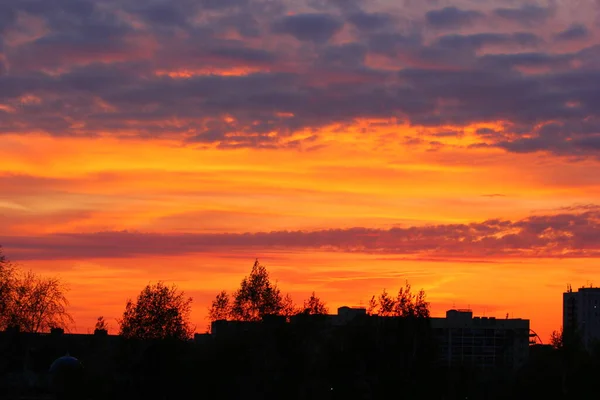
[
  {"x1": 2, "y1": 208, "x2": 600, "y2": 261},
  {"x1": 554, "y1": 24, "x2": 589, "y2": 41},
  {"x1": 0, "y1": 0, "x2": 598, "y2": 157},
  {"x1": 425, "y1": 7, "x2": 484, "y2": 29},
  {"x1": 493, "y1": 5, "x2": 553, "y2": 26},
  {"x1": 271, "y1": 13, "x2": 344, "y2": 43}
]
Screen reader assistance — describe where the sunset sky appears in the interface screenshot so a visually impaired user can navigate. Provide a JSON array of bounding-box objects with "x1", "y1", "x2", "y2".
[{"x1": 1, "y1": 0, "x2": 600, "y2": 339}]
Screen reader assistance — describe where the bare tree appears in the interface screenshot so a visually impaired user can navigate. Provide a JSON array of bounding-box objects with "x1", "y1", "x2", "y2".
[
  {"x1": 119, "y1": 282, "x2": 194, "y2": 340},
  {"x1": 302, "y1": 292, "x2": 329, "y2": 315},
  {"x1": 3, "y1": 270, "x2": 73, "y2": 332}
]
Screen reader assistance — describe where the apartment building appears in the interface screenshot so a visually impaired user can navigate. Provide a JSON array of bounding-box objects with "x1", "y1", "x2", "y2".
[
  {"x1": 431, "y1": 309, "x2": 530, "y2": 370},
  {"x1": 563, "y1": 285, "x2": 600, "y2": 350}
]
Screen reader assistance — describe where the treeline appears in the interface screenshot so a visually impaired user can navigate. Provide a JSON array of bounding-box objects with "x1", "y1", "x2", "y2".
[
  {"x1": 1, "y1": 247, "x2": 433, "y2": 338},
  {"x1": 207, "y1": 259, "x2": 431, "y2": 325},
  {"x1": 117, "y1": 259, "x2": 435, "y2": 338},
  {"x1": 207, "y1": 259, "x2": 329, "y2": 324}
]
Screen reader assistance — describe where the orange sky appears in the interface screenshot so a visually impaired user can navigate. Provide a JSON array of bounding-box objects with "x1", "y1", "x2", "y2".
[
  {"x1": 3, "y1": 132, "x2": 600, "y2": 340},
  {"x1": 2, "y1": 0, "x2": 600, "y2": 341}
]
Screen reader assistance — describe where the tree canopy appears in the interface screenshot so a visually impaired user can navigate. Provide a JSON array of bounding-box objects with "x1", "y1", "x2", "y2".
[
  {"x1": 367, "y1": 281, "x2": 430, "y2": 318},
  {"x1": 0, "y1": 247, "x2": 73, "y2": 332},
  {"x1": 0, "y1": 246, "x2": 14, "y2": 319},
  {"x1": 209, "y1": 259, "x2": 287, "y2": 322},
  {"x1": 232, "y1": 259, "x2": 283, "y2": 321},
  {"x1": 208, "y1": 290, "x2": 231, "y2": 322},
  {"x1": 280, "y1": 293, "x2": 299, "y2": 320},
  {"x1": 302, "y1": 292, "x2": 329, "y2": 315},
  {"x1": 119, "y1": 282, "x2": 194, "y2": 340}
]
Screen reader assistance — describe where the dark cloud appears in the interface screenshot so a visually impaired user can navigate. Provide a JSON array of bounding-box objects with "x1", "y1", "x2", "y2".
[
  {"x1": 17, "y1": 0, "x2": 96, "y2": 21},
  {"x1": 271, "y1": 13, "x2": 344, "y2": 43},
  {"x1": 319, "y1": 43, "x2": 367, "y2": 66},
  {"x1": 348, "y1": 11, "x2": 394, "y2": 31},
  {"x1": 0, "y1": 3, "x2": 17, "y2": 32},
  {"x1": 498, "y1": 132, "x2": 600, "y2": 156},
  {"x1": 425, "y1": 7, "x2": 484, "y2": 29},
  {"x1": 493, "y1": 5, "x2": 553, "y2": 26},
  {"x1": 366, "y1": 32, "x2": 422, "y2": 56},
  {"x1": 476, "y1": 128, "x2": 498, "y2": 137},
  {"x1": 199, "y1": 0, "x2": 250, "y2": 10},
  {"x1": 495, "y1": 118, "x2": 600, "y2": 156},
  {"x1": 3, "y1": 209, "x2": 600, "y2": 261},
  {"x1": 431, "y1": 130, "x2": 463, "y2": 137},
  {"x1": 554, "y1": 24, "x2": 589, "y2": 41},
  {"x1": 434, "y1": 32, "x2": 542, "y2": 52},
  {"x1": 207, "y1": 45, "x2": 276, "y2": 63},
  {"x1": 308, "y1": 0, "x2": 363, "y2": 13},
  {"x1": 217, "y1": 13, "x2": 262, "y2": 37},
  {"x1": 477, "y1": 52, "x2": 573, "y2": 70},
  {"x1": 0, "y1": 0, "x2": 598, "y2": 157},
  {"x1": 134, "y1": 2, "x2": 190, "y2": 26}
]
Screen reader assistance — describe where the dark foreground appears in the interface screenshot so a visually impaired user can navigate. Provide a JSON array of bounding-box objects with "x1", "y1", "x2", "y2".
[{"x1": 0, "y1": 320, "x2": 596, "y2": 400}]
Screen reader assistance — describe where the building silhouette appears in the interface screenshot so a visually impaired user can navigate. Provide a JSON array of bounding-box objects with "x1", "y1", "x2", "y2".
[
  {"x1": 2, "y1": 306, "x2": 534, "y2": 399},
  {"x1": 431, "y1": 309, "x2": 530, "y2": 370},
  {"x1": 212, "y1": 306, "x2": 530, "y2": 370},
  {"x1": 563, "y1": 285, "x2": 600, "y2": 349}
]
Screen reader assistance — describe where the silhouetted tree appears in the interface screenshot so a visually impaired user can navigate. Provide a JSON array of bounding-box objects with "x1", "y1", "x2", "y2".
[
  {"x1": 366, "y1": 295, "x2": 377, "y2": 315},
  {"x1": 2, "y1": 269, "x2": 73, "y2": 332},
  {"x1": 230, "y1": 259, "x2": 283, "y2": 321},
  {"x1": 280, "y1": 293, "x2": 299, "y2": 320},
  {"x1": 119, "y1": 282, "x2": 194, "y2": 340},
  {"x1": 0, "y1": 246, "x2": 15, "y2": 322},
  {"x1": 395, "y1": 281, "x2": 416, "y2": 317},
  {"x1": 95, "y1": 316, "x2": 108, "y2": 331},
  {"x1": 367, "y1": 281, "x2": 430, "y2": 318},
  {"x1": 378, "y1": 289, "x2": 396, "y2": 316},
  {"x1": 208, "y1": 290, "x2": 231, "y2": 322},
  {"x1": 414, "y1": 288, "x2": 431, "y2": 318},
  {"x1": 550, "y1": 327, "x2": 564, "y2": 349},
  {"x1": 302, "y1": 292, "x2": 328, "y2": 315}
]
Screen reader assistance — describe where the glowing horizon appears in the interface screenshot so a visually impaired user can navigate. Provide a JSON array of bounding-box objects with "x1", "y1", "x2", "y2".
[{"x1": 2, "y1": 0, "x2": 600, "y2": 340}]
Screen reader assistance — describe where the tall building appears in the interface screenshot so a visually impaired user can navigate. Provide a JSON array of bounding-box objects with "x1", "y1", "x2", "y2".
[
  {"x1": 563, "y1": 285, "x2": 600, "y2": 349},
  {"x1": 431, "y1": 309, "x2": 530, "y2": 370}
]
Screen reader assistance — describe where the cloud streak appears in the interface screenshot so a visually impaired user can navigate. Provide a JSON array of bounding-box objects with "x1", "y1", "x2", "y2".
[{"x1": 3, "y1": 208, "x2": 600, "y2": 261}]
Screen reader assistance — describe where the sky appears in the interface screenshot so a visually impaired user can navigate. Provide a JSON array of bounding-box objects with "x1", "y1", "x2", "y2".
[{"x1": 1, "y1": 0, "x2": 600, "y2": 339}]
